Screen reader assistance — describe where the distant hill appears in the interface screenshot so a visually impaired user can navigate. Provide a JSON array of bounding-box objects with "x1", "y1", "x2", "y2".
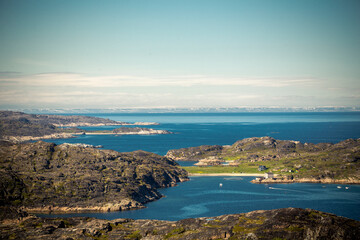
[
  {"x1": 0, "y1": 110, "x2": 126, "y2": 128},
  {"x1": 0, "y1": 111, "x2": 162, "y2": 142},
  {"x1": 168, "y1": 137, "x2": 360, "y2": 184}
]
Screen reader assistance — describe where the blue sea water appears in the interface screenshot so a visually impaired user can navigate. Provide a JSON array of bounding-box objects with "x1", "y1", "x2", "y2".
[
  {"x1": 39, "y1": 177, "x2": 360, "y2": 221},
  {"x1": 40, "y1": 112, "x2": 360, "y2": 220},
  {"x1": 46, "y1": 112, "x2": 360, "y2": 156}
]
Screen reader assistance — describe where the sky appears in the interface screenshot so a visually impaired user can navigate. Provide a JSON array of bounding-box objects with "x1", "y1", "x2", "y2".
[{"x1": 0, "y1": 0, "x2": 359, "y2": 110}]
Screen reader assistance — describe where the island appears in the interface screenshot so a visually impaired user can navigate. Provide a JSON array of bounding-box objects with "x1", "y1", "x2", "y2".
[
  {"x1": 81, "y1": 126, "x2": 172, "y2": 135},
  {"x1": 0, "y1": 111, "x2": 169, "y2": 143},
  {"x1": 167, "y1": 136, "x2": 360, "y2": 184}
]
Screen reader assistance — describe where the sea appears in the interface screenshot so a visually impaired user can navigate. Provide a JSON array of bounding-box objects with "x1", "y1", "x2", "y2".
[{"x1": 39, "y1": 112, "x2": 360, "y2": 220}]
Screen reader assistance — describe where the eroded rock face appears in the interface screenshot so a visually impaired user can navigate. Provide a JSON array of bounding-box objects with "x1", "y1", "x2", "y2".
[
  {"x1": 0, "y1": 141, "x2": 188, "y2": 213},
  {"x1": 1, "y1": 208, "x2": 359, "y2": 240}
]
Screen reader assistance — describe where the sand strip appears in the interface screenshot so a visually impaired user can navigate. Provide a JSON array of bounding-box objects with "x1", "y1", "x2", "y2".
[{"x1": 188, "y1": 173, "x2": 265, "y2": 177}]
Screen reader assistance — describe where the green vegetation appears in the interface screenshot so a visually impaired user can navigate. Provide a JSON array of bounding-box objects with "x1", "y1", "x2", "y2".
[
  {"x1": 286, "y1": 225, "x2": 304, "y2": 232},
  {"x1": 238, "y1": 216, "x2": 266, "y2": 225},
  {"x1": 125, "y1": 230, "x2": 142, "y2": 240},
  {"x1": 164, "y1": 227, "x2": 186, "y2": 239},
  {"x1": 232, "y1": 225, "x2": 258, "y2": 234},
  {"x1": 174, "y1": 137, "x2": 360, "y2": 182}
]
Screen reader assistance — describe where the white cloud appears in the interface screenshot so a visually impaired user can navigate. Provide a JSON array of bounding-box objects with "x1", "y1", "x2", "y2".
[
  {"x1": 2, "y1": 72, "x2": 353, "y2": 109},
  {"x1": 0, "y1": 72, "x2": 318, "y2": 88}
]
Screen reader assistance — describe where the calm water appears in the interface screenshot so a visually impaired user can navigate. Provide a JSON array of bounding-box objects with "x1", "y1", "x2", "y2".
[
  {"x1": 39, "y1": 176, "x2": 360, "y2": 221},
  {"x1": 40, "y1": 112, "x2": 360, "y2": 220},
  {"x1": 46, "y1": 112, "x2": 360, "y2": 156}
]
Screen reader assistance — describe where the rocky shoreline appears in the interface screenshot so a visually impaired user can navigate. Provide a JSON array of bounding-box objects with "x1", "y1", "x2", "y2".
[
  {"x1": 52, "y1": 122, "x2": 158, "y2": 127},
  {"x1": 83, "y1": 127, "x2": 172, "y2": 136},
  {"x1": 251, "y1": 177, "x2": 360, "y2": 184},
  {"x1": 2, "y1": 132, "x2": 76, "y2": 143},
  {"x1": 22, "y1": 198, "x2": 144, "y2": 214},
  {"x1": 2, "y1": 127, "x2": 171, "y2": 143},
  {"x1": 1, "y1": 207, "x2": 359, "y2": 240}
]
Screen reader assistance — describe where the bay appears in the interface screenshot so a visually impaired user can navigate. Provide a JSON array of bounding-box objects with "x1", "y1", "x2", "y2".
[{"x1": 39, "y1": 112, "x2": 360, "y2": 220}]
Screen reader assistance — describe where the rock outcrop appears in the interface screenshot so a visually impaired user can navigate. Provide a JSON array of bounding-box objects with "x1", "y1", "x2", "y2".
[
  {"x1": 166, "y1": 145, "x2": 224, "y2": 161},
  {"x1": 1, "y1": 208, "x2": 359, "y2": 240},
  {"x1": 0, "y1": 141, "x2": 188, "y2": 213}
]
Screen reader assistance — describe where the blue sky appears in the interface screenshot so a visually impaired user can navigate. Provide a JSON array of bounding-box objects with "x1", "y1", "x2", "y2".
[{"x1": 0, "y1": 0, "x2": 359, "y2": 109}]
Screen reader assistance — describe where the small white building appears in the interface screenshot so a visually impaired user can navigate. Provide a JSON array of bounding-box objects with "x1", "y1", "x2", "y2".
[{"x1": 265, "y1": 172, "x2": 274, "y2": 179}]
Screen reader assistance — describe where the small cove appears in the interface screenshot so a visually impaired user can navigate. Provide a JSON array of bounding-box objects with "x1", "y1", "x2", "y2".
[{"x1": 38, "y1": 176, "x2": 360, "y2": 221}]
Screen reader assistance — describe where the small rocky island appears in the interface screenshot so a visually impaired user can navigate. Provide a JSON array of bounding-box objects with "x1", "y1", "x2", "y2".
[
  {"x1": 0, "y1": 141, "x2": 188, "y2": 213},
  {"x1": 167, "y1": 137, "x2": 360, "y2": 184},
  {"x1": 0, "y1": 111, "x2": 168, "y2": 142},
  {"x1": 83, "y1": 126, "x2": 172, "y2": 135}
]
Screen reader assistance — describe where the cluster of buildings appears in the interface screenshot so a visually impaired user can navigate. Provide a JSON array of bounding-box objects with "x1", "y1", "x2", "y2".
[{"x1": 256, "y1": 165, "x2": 275, "y2": 181}]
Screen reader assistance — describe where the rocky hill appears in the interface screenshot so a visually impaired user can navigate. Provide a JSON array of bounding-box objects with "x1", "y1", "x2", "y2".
[
  {"x1": 0, "y1": 110, "x2": 127, "y2": 127},
  {"x1": 1, "y1": 207, "x2": 359, "y2": 240},
  {"x1": 0, "y1": 111, "x2": 124, "y2": 142},
  {"x1": 0, "y1": 111, "x2": 167, "y2": 142},
  {"x1": 167, "y1": 137, "x2": 360, "y2": 183},
  {"x1": 0, "y1": 141, "x2": 188, "y2": 213}
]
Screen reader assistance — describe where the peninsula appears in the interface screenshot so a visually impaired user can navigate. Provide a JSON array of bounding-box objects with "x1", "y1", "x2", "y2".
[
  {"x1": 167, "y1": 137, "x2": 360, "y2": 184},
  {"x1": 0, "y1": 141, "x2": 188, "y2": 213},
  {"x1": 0, "y1": 111, "x2": 168, "y2": 143}
]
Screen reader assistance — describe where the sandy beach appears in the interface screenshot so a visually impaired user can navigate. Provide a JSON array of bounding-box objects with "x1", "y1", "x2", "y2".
[{"x1": 188, "y1": 173, "x2": 265, "y2": 177}]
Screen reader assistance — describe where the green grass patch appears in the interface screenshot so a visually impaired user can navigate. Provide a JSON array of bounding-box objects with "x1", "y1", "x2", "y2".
[
  {"x1": 183, "y1": 165, "x2": 259, "y2": 174},
  {"x1": 286, "y1": 225, "x2": 304, "y2": 232},
  {"x1": 125, "y1": 230, "x2": 142, "y2": 240},
  {"x1": 232, "y1": 225, "x2": 258, "y2": 234},
  {"x1": 164, "y1": 227, "x2": 186, "y2": 239}
]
